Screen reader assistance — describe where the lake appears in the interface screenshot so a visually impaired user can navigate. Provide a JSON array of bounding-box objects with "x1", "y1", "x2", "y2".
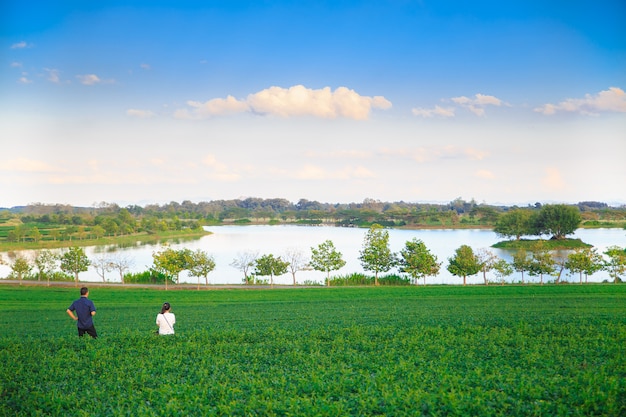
[{"x1": 1, "y1": 226, "x2": 624, "y2": 285}]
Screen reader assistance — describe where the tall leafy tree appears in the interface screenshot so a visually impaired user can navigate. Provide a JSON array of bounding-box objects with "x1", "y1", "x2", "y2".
[
  {"x1": 358, "y1": 224, "x2": 396, "y2": 286},
  {"x1": 60, "y1": 246, "x2": 91, "y2": 287},
  {"x1": 535, "y1": 204, "x2": 581, "y2": 240},
  {"x1": 565, "y1": 248, "x2": 604, "y2": 284},
  {"x1": 188, "y1": 249, "x2": 216, "y2": 289},
  {"x1": 310, "y1": 240, "x2": 346, "y2": 286},
  {"x1": 447, "y1": 245, "x2": 481, "y2": 285},
  {"x1": 398, "y1": 238, "x2": 440, "y2": 285},
  {"x1": 604, "y1": 246, "x2": 626, "y2": 283},
  {"x1": 254, "y1": 254, "x2": 289, "y2": 288},
  {"x1": 494, "y1": 209, "x2": 535, "y2": 240}
]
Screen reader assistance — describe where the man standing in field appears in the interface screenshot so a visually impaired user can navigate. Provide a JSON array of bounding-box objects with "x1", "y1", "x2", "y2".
[{"x1": 66, "y1": 287, "x2": 97, "y2": 338}]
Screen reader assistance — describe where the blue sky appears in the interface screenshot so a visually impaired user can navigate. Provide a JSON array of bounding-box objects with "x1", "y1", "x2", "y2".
[{"x1": 1, "y1": 0, "x2": 625, "y2": 207}]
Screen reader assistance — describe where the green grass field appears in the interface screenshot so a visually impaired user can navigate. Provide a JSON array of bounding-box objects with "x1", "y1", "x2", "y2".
[{"x1": 1, "y1": 285, "x2": 625, "y2": 416}]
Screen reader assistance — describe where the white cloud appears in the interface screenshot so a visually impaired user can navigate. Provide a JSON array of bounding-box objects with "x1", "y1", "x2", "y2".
[
  {"x1": 45, "y1": 68, "x2": 60, "y2": 83},
  {"x1": 18, "y1": 76, "x2": 32, "y2": 84},
  {"x1": 379, "y1": 146, "x2": 488, "y2": 162},
  {"x1": 10, "y1": 41, "x2": 32, "y2": 49},
  {"x1": 10, "y1": 61, "x2": 22, "y2": 68},
  {"x1": 412, "y1": 105, "x2": 455, "y2": 118},
  {"x1": 295, "y1": 164, "x2": 375, "y2": 180},
  {"x1": 541, "y1": 167, "x2": 566, "y2": 190},
  {"x1": 0, "y1": 158, "x2": 65, "y2": 173},
  {"x1": 140, "y1": 63, "x2": 151, "y2": 70},
  {"x1": 186, "y1": 96, "x2": 250, "y2": 117},
  {"x1": 176, "y1": 85, "x2": 392, "y2": 120},
  {"x1": 126, "y1": 109, "x2": 156, "y2": 118},
  {"x1": 534, "y1": 87, "x2": 626, "y2": 115},
  {"x1": 451, "y1": 93, "x2": 504, "y2": 116},
  {"x1": 475, "y1": 169, "x2": 495, "y2": 179},
  {"x1": 76, "y1": 74, "x2": 114, "y2": 85}
]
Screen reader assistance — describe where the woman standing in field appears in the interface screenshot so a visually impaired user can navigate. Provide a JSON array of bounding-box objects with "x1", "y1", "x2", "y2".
[{"x1": 156, "y1": 302, "x2": 175, "y2": 335}]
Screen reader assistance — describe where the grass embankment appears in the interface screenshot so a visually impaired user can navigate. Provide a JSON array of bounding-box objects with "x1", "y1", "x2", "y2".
[
  {"x1": 492, "y1": 238, "x2": 592, "y2": 250},
  {"x1": 1, "y1": 285, "x2": 624, "y2": 416},
  {"x1": 0, "y1": 229, "x2": 210, "y2": 252}
]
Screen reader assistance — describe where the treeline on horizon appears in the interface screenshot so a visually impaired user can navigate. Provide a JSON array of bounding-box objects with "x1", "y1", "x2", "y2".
[{"x1": 1, "y1": 198, "x2": 625, "y2": 232}]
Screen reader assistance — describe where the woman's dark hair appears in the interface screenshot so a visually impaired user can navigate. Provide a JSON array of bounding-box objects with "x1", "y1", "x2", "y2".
[{"x1": 160, "y1": 302, "x2": 171, "y2": 314}]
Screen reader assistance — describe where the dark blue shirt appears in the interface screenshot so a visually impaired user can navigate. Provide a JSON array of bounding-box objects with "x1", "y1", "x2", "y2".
[{"x1": 68, "y1": 297, "x2": 96, "y2": 329}]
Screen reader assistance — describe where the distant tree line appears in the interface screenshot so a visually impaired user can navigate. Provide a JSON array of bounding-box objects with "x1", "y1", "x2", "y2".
[{"x1": 2, "y1": 198, "x2": 624, "y2": 244}]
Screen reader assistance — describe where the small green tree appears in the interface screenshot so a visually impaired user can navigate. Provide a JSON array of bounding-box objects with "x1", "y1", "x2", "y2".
[
  {"x1": 188, "y1": 249, "x2": 216, "y2": 289},
  {"x1": 492, "y1": 259, "x2": 514, "y2": 285},
  {"x1": 604, "y1": 246, "x2": 626, "y2": 283},
  {"x1": 358, "y1": 224, "x2": 396, "y2": 286},
  {"x1": 254, "y1": 254, "x2": 289, "y2": 288},
  {"x1": 152, "y1": 248, "x2": 191, "y2": 290},
  {"x1": 475, "y1": 248, "x2": 498, "y2": 285},
  {"x1": 565, "y1": 248, "x2": 604, "y2": 284},
  {"x1": 11, "y1": 256, "x2": 32, "y2": 285},
  {"x1": 447, "y1": 245, "x2": 481, "y2": 286},
  {"x1": 60, "y1": 246, "x2": 91, "y2": 287},
  {"x1": 310, "y1": 240, "x2": 346, "y2": 286},
  {"x1": 512, "y1": 249, "x2": 532, "y2": 284},
  {"x1": 34, "y1": 250, "x2": 58, "y2": 286},
  {"x1": 398, "y1": 238, "x2": 440, "y2": 285},
  {"x1": 527, "y1": 242, "x2": 554, "y2": 285}
]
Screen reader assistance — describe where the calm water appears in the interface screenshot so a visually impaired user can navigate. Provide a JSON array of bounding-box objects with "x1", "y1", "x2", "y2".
[{"x1": 2, "y1": 226, "x2": 624, "y2": 285}]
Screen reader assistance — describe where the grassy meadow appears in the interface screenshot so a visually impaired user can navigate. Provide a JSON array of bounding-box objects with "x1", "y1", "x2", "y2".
[{"x1": 1, "y1": 285, "x2": 625, "y2": 416}]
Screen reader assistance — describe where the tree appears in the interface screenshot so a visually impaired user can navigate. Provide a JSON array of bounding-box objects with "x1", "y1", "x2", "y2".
[
  {"x1": 492, "y1": 259, "x2": 514, "y2": 285},
  {"x1": 535, "y1": 204, "x2": 581, "y2": 240},
  {"x1": 188, "y1": 249, "x2": 216, "y2": 289},
  {"x1": 604, "y1": 246, "x2": 626, "y2": 283},
  {"x1": 310, "y1": 240, "x2": 346, "y2": 286},
  {"x1": 447, "y1": 245, "x2": 481, "y2": 285},
  {"x1": 152, "y1": 248, "x2": 191, "y2": 290},
  {"x1": 109, "y1": 254, "x2": 134, "y2": 284},
  {"x1": 230, "y1": 251, "x2": 258, "y2": 285},
  {"x1": 254, "y1": 254, "x2": 289, "y2": 288},
  {"x1": 284, "y1": 248, "x2": 310, "y2": 286},
  {"x1": 34, "y1": 250, "x2": 58, "y2": 286},
  {"x1": 475, "y1": 248, "x2": 498, "y2": 285},
  {"x1": 358, "y1": 224, "x2": 396, "y2": 286},
  {"x1": 11, "y1": 255, "x2": 32, "y2": 285},
  {"x1": 565, "y1": 248, "x2": 604, "y2": 284},
  {"x1": 92, "y1": 255, "x2": 113, "y2": 282},
  {"x1": 60, "y1": 246, "x2": 91, "y2": 287},
  {"x1": 494, "y1": 209, "x2": 534, "y2": 240},
  {"x1": 512, "y1": 249, "x2": 532, "y2": 284},
  {"x1": 398, "y1": 238, "x2": 440, "y2": 285},
  {"x1": 527, "y1": 242, "x2": 555, "y2": 285}
]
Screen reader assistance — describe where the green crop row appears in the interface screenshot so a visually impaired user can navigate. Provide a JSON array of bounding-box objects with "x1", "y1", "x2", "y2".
[{"x1": 1, "y1": 285, "x2": 625, "y2": 416}]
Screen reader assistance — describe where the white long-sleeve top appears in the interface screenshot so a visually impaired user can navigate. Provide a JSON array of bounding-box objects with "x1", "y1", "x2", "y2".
[{"x1": 156, "y1": 312, "x2": 176, "y2": 335}]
